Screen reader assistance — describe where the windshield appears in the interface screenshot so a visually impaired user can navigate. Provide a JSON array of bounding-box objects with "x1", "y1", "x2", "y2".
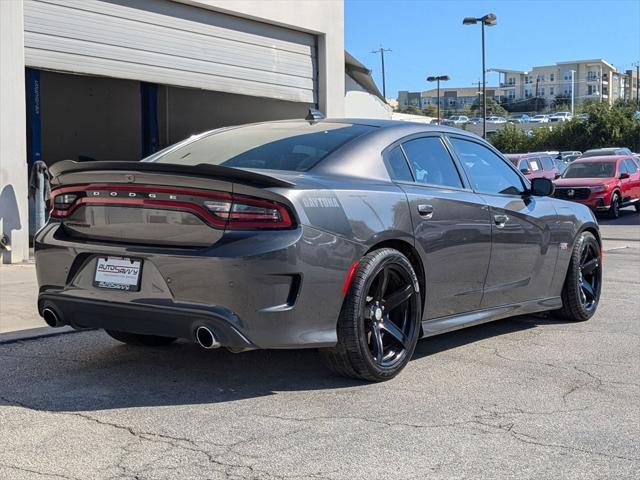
[
  {"x1": 144, "y1": 121, "x2": 376, "y2": 171},
  {"x1": 563, "y1": 162, "x2": 616, "y2": 178}
]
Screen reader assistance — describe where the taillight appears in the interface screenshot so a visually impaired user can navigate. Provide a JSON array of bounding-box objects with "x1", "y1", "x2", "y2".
[
  {"x1": 49, "y1": 186, "x2": 294, "y2": 230},
  {"x1": 204, "y1": 196, "x2": 292, "y2": 229}
]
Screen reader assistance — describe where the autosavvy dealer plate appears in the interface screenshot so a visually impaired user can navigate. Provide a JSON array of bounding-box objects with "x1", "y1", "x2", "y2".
[{"x1": 94, "y1": 257, "x2": 142, "y2": 291}]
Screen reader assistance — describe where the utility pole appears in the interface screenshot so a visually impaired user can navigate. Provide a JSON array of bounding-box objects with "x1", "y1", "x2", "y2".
[{"x1": 371, "y1": 47, "x2": 392, "y2": 99}]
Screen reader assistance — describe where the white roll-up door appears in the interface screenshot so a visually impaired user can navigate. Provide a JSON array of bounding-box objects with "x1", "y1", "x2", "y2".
[{"x1": 24, "y1": 0, "x2": 317, "y2": 103}]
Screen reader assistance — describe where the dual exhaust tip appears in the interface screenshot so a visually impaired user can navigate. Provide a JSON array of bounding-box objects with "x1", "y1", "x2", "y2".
[
  {"x1": 43, "y1": 306, "x2": 221, "y2": 351},
  {"x1": 195, "y1": 326, "x2": 221, "y2": 349},
  {"x1": 42, "y1": 307, "x2": 65, "y2": 328}
]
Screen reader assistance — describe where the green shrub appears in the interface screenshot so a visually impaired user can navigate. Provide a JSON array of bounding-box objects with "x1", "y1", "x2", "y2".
[{"x1": 490, "y1": 101, "x2": 640, "y2": 153}]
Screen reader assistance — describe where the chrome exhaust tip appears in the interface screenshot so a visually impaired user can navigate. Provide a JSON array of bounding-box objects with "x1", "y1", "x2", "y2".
[
  {"x1": 195, "y1": 326, "x2": 220, "y2": 349},
  {"x1": 42, "y1": 307, "x2": 64, "y2": 328}
]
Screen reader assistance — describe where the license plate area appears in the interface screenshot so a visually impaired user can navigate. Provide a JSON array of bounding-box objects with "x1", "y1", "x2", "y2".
[{"x1": 94, "y1": 256, "x2": 142, "y2": 291}]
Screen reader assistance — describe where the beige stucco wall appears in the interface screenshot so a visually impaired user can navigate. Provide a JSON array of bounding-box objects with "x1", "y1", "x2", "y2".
[
  {"x1": 178, "y1": 0, "x2": 345, "y2": 117},
  {"x1": 0, "y1": 0, "x2": 29, "y2": 264}
]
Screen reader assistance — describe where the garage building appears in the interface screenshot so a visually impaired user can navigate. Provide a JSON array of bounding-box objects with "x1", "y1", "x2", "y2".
[{"x1": 0, "y1": 0, "x2": 345, "y2": 263}]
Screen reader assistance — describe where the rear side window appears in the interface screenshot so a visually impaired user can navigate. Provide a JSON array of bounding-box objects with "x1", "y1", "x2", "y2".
[
  {"x1": 386, "y1": 147, "x2": 414, "y2": 182},
  {"x1": 541, "y1": 156, "x2": 555, "y2": 170},
  {"x1": 529, "y1": 158, "x2": 542, "y2": 171},
  {"x1": 144, "y1": 122, "x2": 376, "y2": 172},
  {"x1": 401, "y1": 137, "x2": 463, "y2": 189}
]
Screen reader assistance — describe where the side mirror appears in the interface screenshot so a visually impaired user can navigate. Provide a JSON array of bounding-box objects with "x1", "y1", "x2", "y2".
[
  {"x1": 554, "y1": 173, "x2": 561, "y2": 179},
  {"x1": 520, "y1": 168, "x2": 531, "y2": 175},
  {"x1": 619, "y1": 172, "x2": 630, "y2": 179},
  {"x1": 530, "y1": 177, "x2": 555, "y2": 197}
]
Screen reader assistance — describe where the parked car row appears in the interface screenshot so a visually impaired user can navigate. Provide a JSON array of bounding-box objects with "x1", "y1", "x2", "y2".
[{"x1": 504, "y1": 147, "x2": 640, "y2": 219}]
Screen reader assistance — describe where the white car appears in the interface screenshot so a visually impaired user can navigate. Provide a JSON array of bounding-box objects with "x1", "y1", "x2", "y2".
[
  {"x1": 549, "y1": 112, "x2": 572, "y2": 122},
  {"x1": 444, "y1": 115, "x2": 469, "y2": 125},
  {"x1": 529, "y1": 114, "x2": 550, "y2": 124},
  {"x1": 486, "y1": 116, "x2": 506, "y2": 124}
]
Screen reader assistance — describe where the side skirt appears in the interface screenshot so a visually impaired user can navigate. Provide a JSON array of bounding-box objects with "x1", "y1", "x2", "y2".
[{"x1": 421, "y1": 297, "x2": 562, "y2": 338}]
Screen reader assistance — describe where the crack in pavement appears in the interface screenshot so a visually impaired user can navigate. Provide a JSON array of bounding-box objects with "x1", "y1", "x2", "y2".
[{"x1": 0, "y1": 462, "x2": 84, "y2": 480}]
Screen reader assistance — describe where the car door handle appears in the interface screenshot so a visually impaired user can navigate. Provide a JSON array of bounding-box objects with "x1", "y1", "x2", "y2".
[
  {"x1": 494, "y1": 214, "x2": 509, "y2": 228},
  {"x1": 417, "y1": 204, "x2": 434, "y2": 219}
]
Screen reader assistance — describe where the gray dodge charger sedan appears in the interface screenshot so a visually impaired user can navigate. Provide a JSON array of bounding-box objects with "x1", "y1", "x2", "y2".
[{"x1": 36, "y1": 117, "x2": 602, "y2": 381}]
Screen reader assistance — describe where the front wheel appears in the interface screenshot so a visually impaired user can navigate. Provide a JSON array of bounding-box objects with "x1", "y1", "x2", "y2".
[
  {"x1": 608, "y1": 192, "x2": 621, "y2": 219},
  {"x1": 320, "y1": 248, "x2": 422, "y2": 382},
  {"x1": 554, "y1": 232, "x2": 602, "y2": 322}
]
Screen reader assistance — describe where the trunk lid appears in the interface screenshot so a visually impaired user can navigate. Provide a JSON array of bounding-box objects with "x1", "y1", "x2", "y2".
[{"x1": 49, "y1": 161, "x2": 296, "y2": 247}]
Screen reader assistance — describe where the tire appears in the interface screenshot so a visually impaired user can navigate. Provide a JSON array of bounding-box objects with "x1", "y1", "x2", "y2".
[
  {"x1": 554, "y1": 232, "x2": 602, "y2": 322},
  {"x1": 634, "y1": 202, "x2": 640, "y2": 213},
  {"x1": 608, "y1": 192, "x2": 621, "y2": 219},
  {"x1": 319, "y1": 248, "x2": 422, "y2": 382},
  {"x1": 105, "y1": 330, "x2": 176, "y2": 347}
]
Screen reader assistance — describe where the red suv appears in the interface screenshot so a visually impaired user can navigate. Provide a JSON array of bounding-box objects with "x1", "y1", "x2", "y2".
[
  {"x1": 554, "y1": 155, "x2": 640, "y2": 218},
  {"x1": 506, "y1": 153, "x2": 561, "y2": 180}
]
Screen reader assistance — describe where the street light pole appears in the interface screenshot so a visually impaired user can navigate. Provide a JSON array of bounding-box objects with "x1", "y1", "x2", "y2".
[
  {"x1": 570, "y1": 69, "x2": 575, "y2": 116},
  {"x1": 371, "y1": 47, "x2": 392, "y2": 99},
  {"x1": 427, "y1": 75, "x2": 450, "y2": 124},
  {"x1": 463, "y1": 13, "x2": 497, "y2": 139},
  {"x1": 481, "y1": 20, "x2": 486, "y2": 138}
]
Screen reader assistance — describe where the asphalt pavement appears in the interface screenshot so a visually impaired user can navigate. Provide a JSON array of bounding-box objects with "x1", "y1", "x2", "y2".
[{"x1": 0, "y1": 210, "x2": 638, "y2": 479}]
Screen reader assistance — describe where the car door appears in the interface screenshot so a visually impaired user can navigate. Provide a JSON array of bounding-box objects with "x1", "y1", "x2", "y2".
[
  {"x1": 623, "y1": 159, "x2": 640, "y2": 201},
  {"x1": 446, "y1": 135, "x2": 559, "y2": 308},
  {"x1": 384, "y1": 135, "x2": 491, "y2": 319},
  {"x1": 617, "y1": 160, "x2": 632, "y2": 203},
  {"x1": 540, "y1": 155, "x2": 560, "y2": 179}
]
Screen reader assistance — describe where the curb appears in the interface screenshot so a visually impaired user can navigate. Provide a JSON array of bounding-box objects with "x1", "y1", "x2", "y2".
[{"x1": 0, "y1": 326, "x2": 78, "y2": 345}]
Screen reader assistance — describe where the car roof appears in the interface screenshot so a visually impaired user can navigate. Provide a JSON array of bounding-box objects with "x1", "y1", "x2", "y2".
[
  {"x1": 572, "y1": 155, "x2": 627, "y2": 163},
  {"x1": 584, "y1": 147, "x2": 625, "y2": 153}
]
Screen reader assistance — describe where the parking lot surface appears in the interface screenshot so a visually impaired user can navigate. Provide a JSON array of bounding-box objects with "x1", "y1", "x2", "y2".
[{"x1": 1, "y1": 213, "x2": 639, "y2": 479}]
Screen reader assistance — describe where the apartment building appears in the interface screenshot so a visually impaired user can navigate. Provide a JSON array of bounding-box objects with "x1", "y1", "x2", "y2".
[
  {"x1": 398, "y1": 86, "x2": 505, "y2": 111},
  {"x1": 493, "y1": 59, "x2": 630, "y2": 107}
]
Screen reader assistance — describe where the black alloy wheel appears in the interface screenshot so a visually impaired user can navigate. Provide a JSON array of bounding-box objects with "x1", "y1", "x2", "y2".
[
  {"x1": 320, "y1": 248, "x2": 422, "y2": 382},
  {"x1": 364, "y1": 263, "x2": 417, "y2": 368},
  {"x1": 577, "y1": 241, "x2": 601, "y2": 312},
  {"x1": 555, "y1": 231, "x2": 602, "y2": 322}
]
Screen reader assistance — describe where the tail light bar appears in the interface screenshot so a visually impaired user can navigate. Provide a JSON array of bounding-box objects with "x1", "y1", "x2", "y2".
[{"x1": 50, "y1": 185, "x2": 294, "y2": 230}]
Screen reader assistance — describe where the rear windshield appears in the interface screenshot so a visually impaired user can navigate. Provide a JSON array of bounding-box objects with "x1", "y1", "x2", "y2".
[
  {"x1": 144, "y1": 121, "x2": 376, "y2": 171},
  {"x1": 563, "y1": 162, "x2": 616, "y2": 178}
]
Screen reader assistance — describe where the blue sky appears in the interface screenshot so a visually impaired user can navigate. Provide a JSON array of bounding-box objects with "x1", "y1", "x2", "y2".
[{"x1": 345, "y1": 0, "x2": 640, "y2": 98}]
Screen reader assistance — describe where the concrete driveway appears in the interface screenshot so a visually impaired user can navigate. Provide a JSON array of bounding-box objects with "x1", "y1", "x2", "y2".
[{"x1": 1, "y1": 213, "x2": 638, "y2": 479}]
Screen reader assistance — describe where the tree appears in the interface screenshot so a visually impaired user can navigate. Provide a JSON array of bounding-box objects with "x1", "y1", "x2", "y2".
[
  {"x1": 396, "y1": 106, "x2": 425, "y2": 116},
  {"x1": 490, "y1": 101, "x2": 640, "y2": 153},
  {"x1": 470, "y1": 97, "x2": 507, "y2": 116},
  {"x1": 421, "y1": 104, "x2": 437, "y2": 117}
]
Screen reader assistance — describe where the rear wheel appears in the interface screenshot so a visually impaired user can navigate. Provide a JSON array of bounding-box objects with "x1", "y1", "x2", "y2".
[
  {"x1": 554, "y1": 232, "x2": 602, "y2": 322},
  {"x1": 105, "y1": 330, "x2": 176, "y2": 347},
  {"x1": 320, "y1": 248, "x2": 421, "y2": 382},
  {"x1": 608, "y1": 192, "x2": 621, "y2": 219}
]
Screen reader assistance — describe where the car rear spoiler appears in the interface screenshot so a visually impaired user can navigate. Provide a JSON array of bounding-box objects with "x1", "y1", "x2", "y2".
[{"x1": 48, "y1": 160, "x2": 295, "y2": 188}]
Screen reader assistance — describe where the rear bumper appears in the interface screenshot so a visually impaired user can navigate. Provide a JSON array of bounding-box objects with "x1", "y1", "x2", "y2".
[
  {"x1": 35, "y1": 222, "x2": 363, "y2": 349},
  {"x1": 39, "y1": 293, "x2": 255, "y2": 349}
]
